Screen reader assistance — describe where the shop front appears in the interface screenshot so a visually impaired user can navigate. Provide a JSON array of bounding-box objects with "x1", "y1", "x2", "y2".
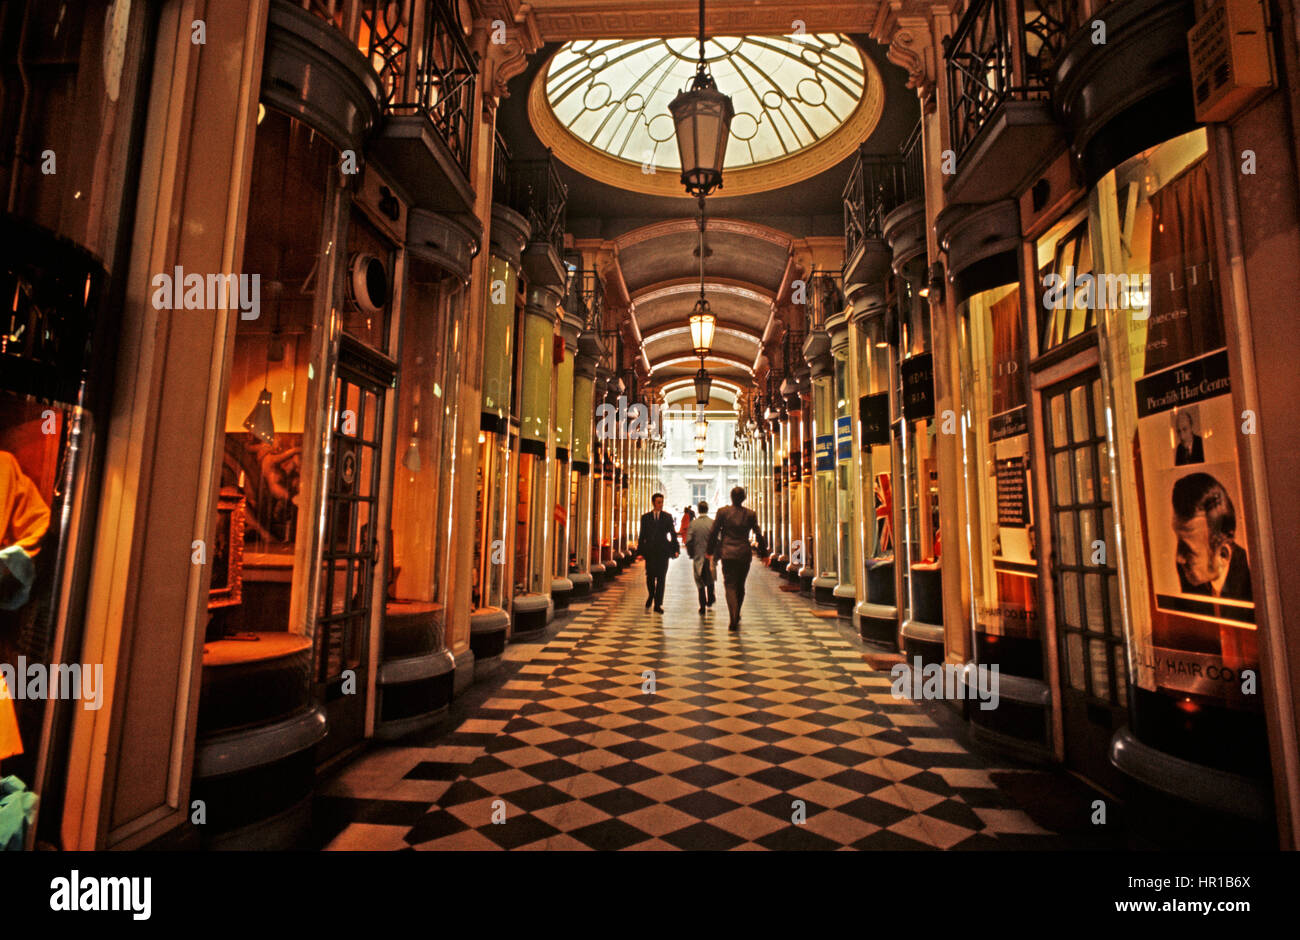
[{"x1": 469, "y1": 202, "x2": 529, "y2": 675}]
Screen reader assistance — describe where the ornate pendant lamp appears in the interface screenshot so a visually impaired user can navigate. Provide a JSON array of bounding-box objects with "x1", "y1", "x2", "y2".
[
  {"x1": 690, "y1": 201, "x2": 715, "y2": 407},
  {"x1": 669, "y1": 0, "x2": 734, "y2": 199}
]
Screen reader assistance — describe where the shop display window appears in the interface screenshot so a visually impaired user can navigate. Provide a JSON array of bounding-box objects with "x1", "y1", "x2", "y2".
[
  {"x1": 897, "y1": 278, "x2": 941, "y2": 624},
  {"x1": 211, "y1": 109, "x2": 334, "y2": 642},
  {"x1": 389, "y1": 257, "x2": 460, "y2": 635},
  {"x1": 856, "y1": 313, "x2": 894, "y2": 606},
  {"x1": 834, "y1": 351, "x2": 855, "y2": 585},
  {"x1": 514, "y1": 453, "x2": 536, "y2": 594},
  {"x1": 1089, "y1": 128, "x2": 1260, "y2": 714},
  {"x1": 0, "y1": 394, "x2": 74, "y2": 789},
  {"x1": 959, "y1": 283, "x2": 1042, "y2": 676}
]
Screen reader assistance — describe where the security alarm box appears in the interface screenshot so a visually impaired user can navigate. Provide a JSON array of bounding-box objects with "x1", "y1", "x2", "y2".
[{"x1": 1188, "y1": 0, "x2": 1275, "y2": 122}]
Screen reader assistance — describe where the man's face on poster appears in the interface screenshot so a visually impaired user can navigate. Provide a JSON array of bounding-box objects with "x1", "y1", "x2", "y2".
[
  {"x1": 1173, "y1": 512, "x2": 1228, "y2": 588},
  {"x1": 1176, "y1": 412, "x2": 1194, "y2": 448}
]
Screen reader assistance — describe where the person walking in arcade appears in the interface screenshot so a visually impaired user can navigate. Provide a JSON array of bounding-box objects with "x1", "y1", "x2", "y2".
[
  {"x1": 706, "y1": 486, "x2": 766, "y2": 631},
  {"x1": 636, "y1": 492, "x2": 679, "y2": 613}
]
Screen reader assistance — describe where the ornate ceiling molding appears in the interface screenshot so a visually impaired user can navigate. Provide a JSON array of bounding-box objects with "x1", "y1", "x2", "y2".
[
  {"x1": 632, "y1": 279, "x2": 775, "y2": 308},
  {"x1": 642, "y1": 324, "x2": 762, "y2": 345},
  {"x1": 524, "y1": 1, "x2": 881, "y2": 40},
  {"x1": 648, "y1": 353, "x2": 756, "y2": 374},
  {"x1": 614, "y1": 217, "x2": 794, "y2": 252}
]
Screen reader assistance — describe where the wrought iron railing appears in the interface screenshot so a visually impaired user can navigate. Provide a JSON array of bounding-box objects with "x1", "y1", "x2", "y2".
[
  {"x1": 842, "y1": 136, "x2": 923, "y2": 267},
  {"x1": 507, "y1": 154, "x2": 568, "y2": 260},
  {"x1": 360, "y1": 0, "x2": 477, "y2": 177},
  {"x1": 575, "y1": 269, "x2": 605, "y2": 328},
  {"x1": 944, "y1": 0, "x2": 1076, "y2": 162},
  {"x1": 808, "y1": 271, "x2": 845, "y2": 329},
  {"x1": 492, "y1": 130, "x2": 511, "y2": 203}
]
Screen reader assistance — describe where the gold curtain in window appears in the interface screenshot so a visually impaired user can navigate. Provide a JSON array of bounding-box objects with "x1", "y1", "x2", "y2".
[{"x1": 1143, "y1": 158, "x2": 1225, "y2": 374}]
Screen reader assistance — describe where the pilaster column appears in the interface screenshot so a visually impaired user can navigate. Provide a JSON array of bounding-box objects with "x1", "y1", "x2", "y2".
[
  {"x1": 804, "y1": 326, "x2": 839, "y2": 607},
  {"x1": 512, "y1": 253, "x2": 564, "y2": 634}
]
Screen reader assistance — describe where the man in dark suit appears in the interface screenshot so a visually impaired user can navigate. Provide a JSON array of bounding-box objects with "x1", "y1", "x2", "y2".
[
  {"x1": 636, "y1": 492, "x2": 679, "y2": 613},
  {"x1": 1174, "y1": 411, "x2": 1204, "y2": 466}
]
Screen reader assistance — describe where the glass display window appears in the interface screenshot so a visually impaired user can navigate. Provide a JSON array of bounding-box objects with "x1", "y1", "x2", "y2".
[
  {"x1": 959, "y1": 283, "x2": 1041, "y2": 676},
  {"x1": 855, "y1": 313, "x2": 895, "y2": 606},
  {"x1": 0, "y1": 394, "x2": 74, "y2": 786},
  {"x1": 1089, "y1": 127, "x2": 1259, "y2": 713},
  {"x1": 834, "y1": 350, "x2": 855, "y2": 585},
  {"x1": 389, "y1": 257, "x2": 461, "y2": 633},
  {"x1": 212, "y1": 109, "x2": 335, "y2": 641},
  {"x1": 897, "y1": 277, "x2": 941, "y2": 625},
  {"x1": 514, "y1": 452, "x2": 537, "y2": 594}
]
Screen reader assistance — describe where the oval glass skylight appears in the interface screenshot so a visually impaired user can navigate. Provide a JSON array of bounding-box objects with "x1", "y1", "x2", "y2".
[{"x1": 542, "y1": 34, "x2": 866, "y2": 172}]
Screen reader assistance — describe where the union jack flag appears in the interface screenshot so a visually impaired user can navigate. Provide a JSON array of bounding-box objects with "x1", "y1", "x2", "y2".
[{"x1": 873, "y1": 472, "x2": 893, "y2": 554}]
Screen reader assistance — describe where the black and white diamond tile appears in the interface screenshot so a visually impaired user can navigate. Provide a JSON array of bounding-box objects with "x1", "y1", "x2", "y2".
[{"x1": 319, "y1": 559, "x2": 1064, "y2": 850}]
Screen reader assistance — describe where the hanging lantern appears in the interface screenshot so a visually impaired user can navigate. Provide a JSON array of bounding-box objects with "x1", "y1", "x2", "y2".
[
  {"x1": 669, "y1": 0, "x2": 734, "y2": 198},
  {"x1": 693, "y1": 366, "x2": 712, "y2": 405},
  {"x1": 689, "y1": 296, "x2": 715, "y2": 355}
]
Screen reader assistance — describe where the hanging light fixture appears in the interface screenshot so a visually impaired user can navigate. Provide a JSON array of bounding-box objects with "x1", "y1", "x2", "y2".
[
  {"x1": 670, "y1": 0, "x2": 734, "y2": 199},
  {"x1": 690, "y1": 199, "x2": 715, "y2": 407},
  {"x1": 689, "y1": 299, "x2": 715, "y2": 355},
  {"x1": 243, "y1": 329, "x2": 278, "y2": 445}
]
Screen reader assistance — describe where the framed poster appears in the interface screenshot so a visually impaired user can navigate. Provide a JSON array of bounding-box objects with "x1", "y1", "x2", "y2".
[{"x1": 1134, "y1": 349, "x2": 1253, "y2": 625}]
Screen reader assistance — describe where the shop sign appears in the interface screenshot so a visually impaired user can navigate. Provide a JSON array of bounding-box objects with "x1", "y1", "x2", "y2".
[
  {"x1": 989, "y1": 405, "x2": 1028, "y2": 442},
  {"x1": 858, "y1": 392, "x2": 890, "y2": 447},
  {"x1": 1135, "y1": 646, "x2": 1254, "y2": 705},
  {"x1": 815, "y1": 434, "x2": 834, "y2": 472},
  {"x1": 900, "y1": 353, "x2": 935, "y2": 421},
  {"x1": 994, "y1": 457, "x2": 1030, "y2": 528},
  {"x1": 836, "y1": 415, "x2": 852, "y2": 461}
]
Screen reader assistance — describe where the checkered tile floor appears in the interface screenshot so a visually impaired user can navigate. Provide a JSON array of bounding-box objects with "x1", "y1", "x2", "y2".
[{"x1": 317, "y1": 558, "x2": 1074, "y2": 850}]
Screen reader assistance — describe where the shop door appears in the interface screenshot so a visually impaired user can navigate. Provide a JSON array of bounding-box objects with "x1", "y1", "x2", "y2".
[
  {"x1": 316, "y1": 339, "x2": 392, "y2": 762},
  {"x1": 1042, "y1": 369, "x2": 1129, "y2": 790}
]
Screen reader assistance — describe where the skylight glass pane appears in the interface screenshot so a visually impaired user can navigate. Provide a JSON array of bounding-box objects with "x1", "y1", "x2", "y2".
[{"x1": 544, "y1": 34, "x2": 866, "y2": 171}]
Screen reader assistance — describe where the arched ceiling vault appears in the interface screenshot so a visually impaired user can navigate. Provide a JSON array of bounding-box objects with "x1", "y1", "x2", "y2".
[{"x1": 597, "y1": 218, "x2": 797, "y2": 395}]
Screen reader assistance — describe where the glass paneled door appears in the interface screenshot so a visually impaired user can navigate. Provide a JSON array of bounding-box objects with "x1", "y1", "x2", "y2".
[
  {"x1": 1042, "y1": 368, "x2": 1128, "y2": 789},
  {"x1": 317, "y1": 335, "x2": 393, "y2": 762}
]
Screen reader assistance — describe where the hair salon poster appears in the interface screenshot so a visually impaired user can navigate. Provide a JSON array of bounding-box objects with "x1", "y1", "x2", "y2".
[{"x1": 1134, "y1": 348, "x2": 1254, "y2": 627}]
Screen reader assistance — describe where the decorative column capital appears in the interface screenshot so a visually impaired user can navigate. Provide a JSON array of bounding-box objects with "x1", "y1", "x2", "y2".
[
  {"x1": 472, "y1": 1, "x2": 543, "y2": 118},
  {"x1": 872, "y1": 8, "x2": 939, "y2": 114}
]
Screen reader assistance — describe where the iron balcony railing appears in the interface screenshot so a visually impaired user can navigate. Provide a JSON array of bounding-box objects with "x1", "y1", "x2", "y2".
[
  {"x1": 567, "y1": 268, "x2": 604, "y2": 328},
  {"x1": 507, "y1": 154, "x2": 568, "y2": 261},
  {"x1": 943, "y1": 0, "x2": 1078, "y2": 162},
  {"x1": 842, "y1": 121, "x2": 925, "y2": 267},
  {"x1": 492, "y1": 130, "x2": 511, "y2": 203},
  {"x1": 807, "y1": 271, "x2": 845, "y2": 329},
  {"x1": 359, "y1": 0, "x2": 477, "y2": 177}
]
